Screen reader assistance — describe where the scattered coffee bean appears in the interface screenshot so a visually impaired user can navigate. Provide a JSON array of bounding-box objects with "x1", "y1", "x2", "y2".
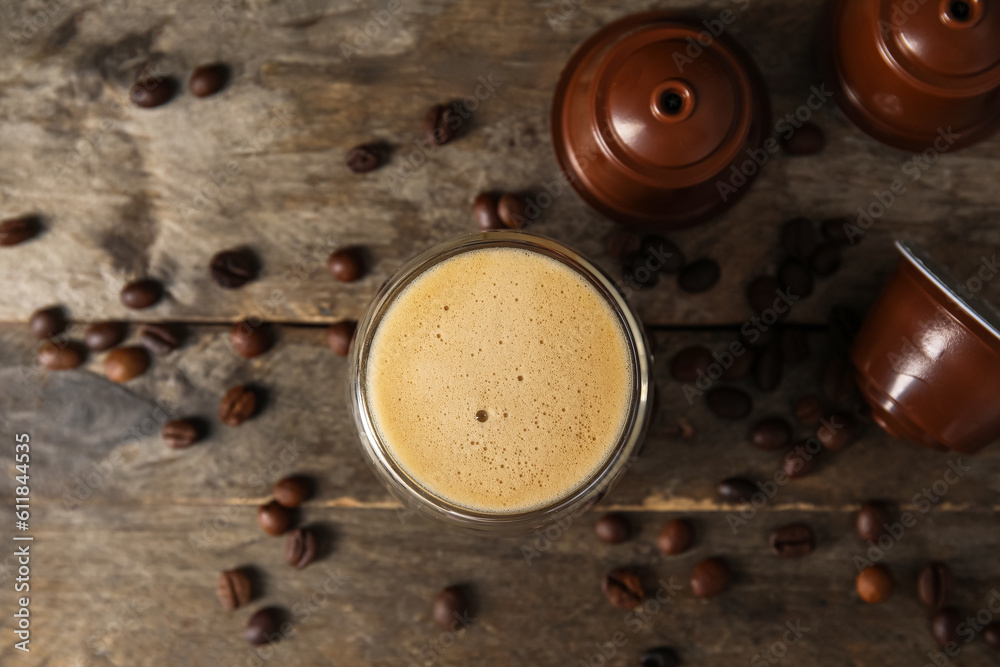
[
  {"x1": 605, "y1": 229, "x2": 641, "y2": 260},
  {"x1": 778, "y1": 259, "x2": 813, "y2": 299},
  {"x1": 29, "y1": 306, "x2": 66, "y2": 339},
  {"x1": 769, "y1": 523, "x2": 816, "y2": 558},
  {"x1": 779, "y1": 329, "x2": 810, "y2": 367},
  {"x1": 210, "y1": 249, "x2": 257, "y2": 289},
  {"x1": 595, "y1": 513, "x2": 631, "y2": 544},
  {"x1": 85, "y1": 321, "x2": 127, "y2": 351},
  {"x1": 104, "y1": 346, "x2": 150, "y2": 382},
  {"x1": 346, "y1": 143, "x2": 384, "y2": 173},
  {"x1": 678, "y1": 258, "x2": 720, "y2": 293},
  {"x1": 754, "y1": 344, "x2": 783, "y2": 392},
  {"x1": 670, "y1": 346, "x2": 713, "y2": 382},
  {"x1": 425, "y1": 103, "x2": 460, "y2": 145},
  {"x1": 706, "y1": 387, "x2": 752, "y2": 420},
  {"x1": 722, "y1": 347, "x2": 756, "y2": 381},
  {"x1": 244, "y1": 607, "x2": 283, "y2": 646},
  {"x1": 433, "y1": 586, "x2": 470, "y2": 630},
  {"x1": 0, "y1": 216, "x2": 40, "y2": 246},
  {"x1": 217, "y1": 569, "x2": 252, "y2": 610},
  {"x1": 751, "y1": 417, "x2": 792, "y2": 451},
  {"x1": 718, "y1": 477, "x2": 757, "y2": 504},
  {"x1": 781, "y1": 122, "x2": 824, "y2": 155},
  {"x1": 746, "y1": 276, "x2": 785, "y2": 315},
  {"x1": 782, "y1": 217, "x2": 822, "y2": 259},
  {"x1": 821, "y1": 355, "x2": 857, "y2": 403},
  {"x1": 917, "y1": 562, "x2": 954, "y2": 611},
  {"x1": 828, "y1": 306, "x2": 862, "y2": 350},
  {"x1": 602, "y1": 568, "x2": 644, "y2": 609},
  {"x1": 793, "y1": 394, "x2": 825, "y2": 424},
  {"x1": 498, "y1": 193, "x2": 530, "y2": 229},
  {"x1": 285, "y1": 528, "x2": 317, "y2": 569},
  {"x1": 658, "y1": 518, "x2": 694, "y2": 555},
  {"x1": 817, "y1": 412, "x2": 857, "y2": 450},
  {"x1": 120, "y1": 279, "x2": 162, "y2": 309},
  {"x1": 821, "y1": 217, "x2": 853, "y2": 245},
  {"x1": 473, "y1": 193, "x2": 503, "y2": 231},
  {"x1": 327, "y1": 320, "x2": 357, "y2": 356},
  {"x1": 856, "y1": 501, "x2": 890, "y2": 541},
  {"x1": 931, "y1": 607, "x2": 963, "y2": 646},
  {"x1": 640, "y1": 235, "x2": 685, "y2": 274},
  {"x1": 856, "y1": 564, "x2": 894, "y2": 603},
  {"x1": 327, "y1": 247, "x2": 365, "y2": 282},
  {"x1": 984, "y1": 622, "x2": 1000, "y2": 651},
  {"x1": 783, "y1": 444, "x2": 817, "y2": 479},
  {"x1": 691, "y1": 557, "x2": 731, "y2": 598},
  {"x1": 809, "y1": 242, "x2": 842, "y2": 276},
  {"x1": 274, "y1": 476, "x2": 311, "y2": 508},
  {"x1": 230, "y1": 321, "x2": 273, "y2": 359},
  {"x1": 257, "y1": 499, "x2": 292, "y2": 536},
  {"x1": 189, "y1": 63, "x2": 229, "y2": 97},
  {"x1": 130, "y1": 77, "x2": 176, "y2": 108},
  {"x1": 38, "y1": 341, "x2": 85, "y2": 370},
  {"x1": 162, "y1": 419, "x2": 200, "y2": 449},
  {"x1": 219, "y1": 385, "x2": 257, "y2": 426},
  {"x1": 141, "y1": 323, "x2": 182, "y2": 355},
  {"x1": 639, "y1": 647, "x2": 679, "y2": 667}
]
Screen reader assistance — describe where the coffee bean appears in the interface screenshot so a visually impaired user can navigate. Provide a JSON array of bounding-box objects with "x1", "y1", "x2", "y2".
[
  {"x1": 658, "y1": 518, "x2": 694, "y2": 555},
  {"x1": 162, "y1": 419, "x2": 200, "y2": 449},
  {"x1": 327, "y1": 320, "x2": 357, "y2": 356},
  {"x1": 751, "y1": 417, "x2": 792, "y2": 450},
  {"x1": 931, "y1": 607, "x2": 963, "y2": 646},
  {"x1": 605, "y1": 229, "x2": 641, "y2": 260},
  {"x1": 621, "y1": 253, "x2": 660, "y2": 289},
  {"x1": 120, "y1": 279, "x2": 162, "y2": 309},
  {"x1": 498, "y1": 193, "x2": 530, "y2": 229},
  {"x1": 856, "y1": 564, "x2": 894, "y2": 603},
  {"x1": 856, "y1": 501, "x2": 890, "y2": 541},
  {"x1": 678, "y1": 258, "x2": 720, "y2": 293},
  {"x1": 0, "y1": 216, "x2": 40, "y2": 246},
  {"x1": 769, "y1": 523, "x2": 816, "y2": 558},
  {"x1": 85, "y1": 322, "x2": 127, "y2": 351},
  {"x1": 670, "y1": 346, "x2": 713, "y2": 382},
  {"x1": 141, "y1": 323, "x2": 182, "y2": 355},
  {"x1": 778, "y1": 259, "x2": 813, "y2": 299},
  {"x1": 210, "y1": 249, "x2": 258, "y2": 289},
  {"x1": 809, "y1": 242, "x2": 841, "y2": 276},
  {"x1": 706, "y1": 387, "x2": 752, "y2": 420},
  {"x1": 425, "y1": 103, "x2": 460, "y2": 145},
  {"x1": 219, "y1": 385, "x2": 257, "y2": 426},
  {"x1": 984, "y1": 622, "x2": 1000, "y2": 651},
  {"x1": 821, "y1": 355, "x2": 858, "y2": 403},
  {"x1": 595, "y1": 513, "x2": 631, "y2": 544},
  {"x1": 346, "y1": 143, "x2": 384, "y2": 173},
  {"x1": 217, "y1": 569, "x2": 252, "y2": 610},
  {"x1": 917, "y1": 562, "x2": 954, "y2": 611},
  {"x1": 433, "y1": 586, "x2": 470, "y2": 630},
  {"x1": 285, "y1": 528, "x2": 317, "y2": 569},
  {"x1": 639, "y1": 647, "x2": 679, "y2": 667},
  {"x1": 38, "y1": 341, "x2": 85, "y2": 370},
  {"x1": 104, "y1": 346, "x2": 150, "y2": 382},
  {"x1": 782, "y1": 217, "x2": 822, "y2": 259},
  {"x1": 189, "y1": 63, "x2": 229, "y2": 97},
  {"x1": 327, "y1": 247, "x2": 365, "y2": 282},
  {"x1": 817, "y1": 412, "x2": 857, "y2": 450},
  {"x1": 781, "y1": 121, "x2": 825, "y2": 155},
  {"x1": 782, "y1": 445, "x2": 817, "y2": 479},
  {"x1": 821, "y1": 217, "x2": 854, "y2": 245},
  {"x1": 691, "y1": 557, "x2": 731, "y2": 598},
  {"x1": 722, "y1": 347, "x2": 756, "y2": 381},
  {"x1": 274, "y1": 476, "x2": 311, "y2": 508},
  {"x1": 640, "y1": 235, "x2": 685, "y2": 274},
  {"x1": 130, "y1": 77, "x2": 176, "y2": 108},
  {"x1": 29, "y1": 306, "x2": 66, "y2": 339},
  {"x1": 779, "y1": 329, "x2": 810, "y2": 367},
  {"x1": 828, "y1": 306, "x2": 862, "y2": 350},
  {"x1": 718, "y1": 477, "x2": 757, "y2": 504},
  {"x1": 754, "y1": 343, "x2": 783, "y2": 392},
  {"x1": 793, "y1": 394, "x2": 825, "y2": 424},
  {"x1": 230, "y1": 321, "x2": 273, "y2": 359},
  {"x1": 257, "y1": 499, "x2": 292, "y2": 536},
  {"x1": 473, "y1": 193, "x2": 503, "y2": 231},
  {"x1": 244, "y1": 607, "x2": 283, "y2": 646},
  {"x1": 602, "y1": 568, "x2": 644, "y2": 609},
  {"x1": 746, "y1": 276, "x2": 784, "y2": 315}
]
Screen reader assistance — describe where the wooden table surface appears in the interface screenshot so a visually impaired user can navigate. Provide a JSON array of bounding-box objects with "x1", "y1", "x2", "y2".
[{"x1": 1, "y1": 0, "x2": 999, "y2": 665}]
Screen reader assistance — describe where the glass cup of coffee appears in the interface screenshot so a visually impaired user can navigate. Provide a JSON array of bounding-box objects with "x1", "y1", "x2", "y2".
[{"x1": 349, "y1": 231, "x2": 654, "y2": 533}]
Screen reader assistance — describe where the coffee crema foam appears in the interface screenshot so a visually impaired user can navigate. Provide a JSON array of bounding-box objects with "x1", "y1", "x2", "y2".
[{"x1": 366, "y1": 247, "x2": 633, "y2": 514}]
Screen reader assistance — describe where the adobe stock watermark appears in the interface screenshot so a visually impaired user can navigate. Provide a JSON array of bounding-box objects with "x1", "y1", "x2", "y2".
[
  {"x1": 749, "y1": 619, "x2": 810, "y2": 666},
  {"x1": 923, "y1": 589, "x2": 1000, "y2": 666},
  {"x1": 340, "y1": 1, "x2": 405, "y2": 61},
  {"x1": 5, "y1": 0, "x2": 73, "y2": 52},
  {"x1": 546, "y1": 0, "x2": 583, "y2": 29},
  {"x1": 670, "y1": 0, "x2": 752, "y2": 72}
]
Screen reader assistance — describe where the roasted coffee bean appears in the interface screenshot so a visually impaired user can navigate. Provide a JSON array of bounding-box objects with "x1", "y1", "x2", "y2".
[
  {"x1": 210, "y1": 249, "x2": 258, "y2": 288},
  {"x1": 769, "y1": 523, "x2": 816, "y2": 558},
  {"x1": 219, "y1": 385, "x2": 257, "y2": 426},
  {"x1": 984, "y1": 622, "x2": 1000, "y2": 651},
  {"x1": 856, "y1": 564, "x2": 894, "y2": 603},
  {"x1": 141, "y1": 323, "x2": 182, "y2": 355},
  {"x1": 779, "y1": 329, "x2": 810, "y2": 367},
  {"x1": 677, "y1": 258, "x2": 720, "y2": 293},
  {"x1": 658, "y1": 518, "x2": 695, "y2": 555},
  {"x1": 0, "y1": 216, "x2": 40, "y2": 246},
  {"x1": 605, "y1": 229, "x2": 641, "y2": 260},
  {"x1": 917, "y1": 562, "x2": 955, "y2": 611},
  {"x1": 29, "y1": 306, "x2": 66, "y2": 338},
  {"x1": 327, "y1": 320, "x2": 357, "y2": 356},
  {"x1": 274, "y1": 476, "x2": 311, "y2": 508},
  {"x1": 691, "y1": 557, "x2": 731, "y2": 598},
  {"x1": 425, "y1": 103, "x2": 460, "y2": 145},
  {"x1": 85, "y1": 321, "x2": 127, "y2": 351},
  {"x1": 433, "y1": 586, "x2": 470, "y2": 630},
  {"x1": 821, "y1": 217, "x2": 854, "y2": 245},
  {"x1": 189, "y1": 63, "x2": 229, "y2": 97},
  {"x1": 809, "y1": 242, "x2": 842, "y2": 276},
  {"x1": 595, "y1": 513, "x2": 631, "y2": 544},
  {"x1": 130, "y1": 77, "x2": 176, "y2": 108},
  {"x1": 722, "y1": 346, "x2": 756, "y2": 381},
  {"x1": 104, "y1": 346, "x2": 150, "y2": 382},
  {"x1": 751, "y1": 417, "x2": 792, "y2": 450},
  {"x1": 162, "y1": 419, "x2": 200, "y2": 449},
  {"x1": 346, "y1": 143, "x2": 384, "y2": 173},
  {"x1": 120, "y1": 279, "x2": 163, "y2": 309},
  {"x1": 782, "y1": 445, "x2": 817, "y2": 479},
  {"x1": 244, "y1": 607, "x2": 283, "y2": 646},
  {"x1": 640, "y1": 235, "x2": 685, "y2": 274},
  {"x1": 230, "y1": 321, "x2": 273, "y2": 359},
  {"x1": 821, "y1": 355, "x2": 857, "y2": 403},
  {"x1": 747, "y1": 275, "x2": 785, "y2": 315},
  {"x1": 602, "y1": 568, "x2": 644, "y2": 609},
  {"x1": 856, "y1": 501, "x2": 890, "y2": 541},
  {"x1": 706, "y1": 387, "x2": 752, "y2": 420},
  {"x1": 931, "y1": 607, "x2": 963, "y2": 646},
  {"x1": 327, "y1": 247, "x2": 365, "y2": 282},
  {"x1": 498, "y1": 193, "x2": 530, "y2": 229},
  {"x1": 793, "y1": 394, "x2": 825, "y2": 424},
  {"x1": 38, "y1": 341, "x2": 85, "y2": 370},
  {"x1": 639, "y1": 647, "x2": 679, "y2": 667},
  {"x1": 473, "y1": 193, "x2": 503, "y2": 231},
  {"x1": 817, "y1": 412, "x2": 857, "y2": 451},
  {"x1": 754, "y1": 344, "x2": 783, "y2": 392},
  {"x1": 285, "y1": 528, "x2": 317, "y2": 569},
  {"x1": 781, "y1": 122, "x2": 824, "y2": 155},
  {"x1": 782, "y1": 217, "x2": 822, "y2": 259},
  {"x1": 217, "y1": 569, "x2": 252, "y2": 610},
  {"x1": 718, "y1": 477, "x2": 757, "y2": 504},
  {"x1": 257, "y1": 499, "x2": 292, "y2": 536},
  {"x1": 670, "y1": 346, "x2": 713, "y2": 382},
  {"x1": 778, "y1": 259, "x2": 813, "y2": 299},
  {"x1": 828, "y1": 306, "x2": 862, "y2": 349}
]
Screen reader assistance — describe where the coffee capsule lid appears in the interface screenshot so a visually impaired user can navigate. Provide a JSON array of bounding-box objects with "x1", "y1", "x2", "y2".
[{"x1": 895, "y1": 240, "x2": 1000, "y2": 342}]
